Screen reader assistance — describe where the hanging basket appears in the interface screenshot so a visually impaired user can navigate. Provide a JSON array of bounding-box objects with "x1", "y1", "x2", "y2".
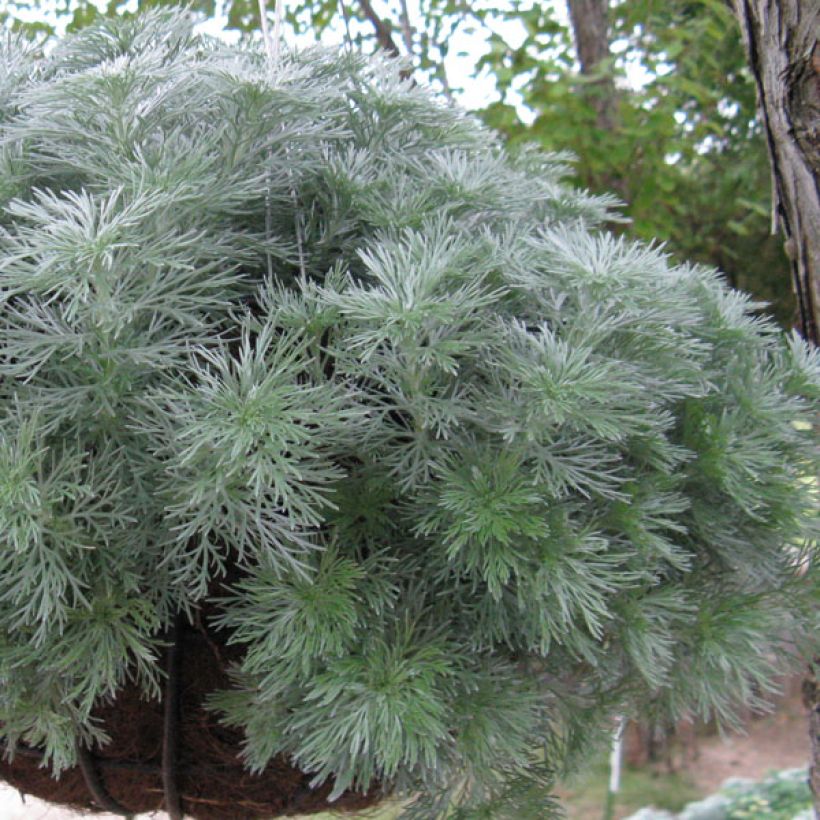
[{"x1": 0, "y1": 614, "x2": 381, "y2": 819}]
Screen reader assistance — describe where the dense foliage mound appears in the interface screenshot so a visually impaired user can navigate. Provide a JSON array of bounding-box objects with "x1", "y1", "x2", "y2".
[{"x1": 0, "y1": 11, "x2": 816, "y2": 818}]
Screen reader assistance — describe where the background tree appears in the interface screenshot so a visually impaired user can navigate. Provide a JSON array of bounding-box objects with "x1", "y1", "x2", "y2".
[
  {"x1": 479, "y1": 0, "x2": 795, "y2": 325},
  {"x1": 731, "y1": 0, "x2": 818, "y2": 346},
  {"x1": 730, "y1": 2, "x2": 819, "y2": 809}
]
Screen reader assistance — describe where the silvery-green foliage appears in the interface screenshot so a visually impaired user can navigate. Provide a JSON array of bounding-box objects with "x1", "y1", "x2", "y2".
[{"x1": 0, "y1": 10, "x2": 816, "y2": 816}]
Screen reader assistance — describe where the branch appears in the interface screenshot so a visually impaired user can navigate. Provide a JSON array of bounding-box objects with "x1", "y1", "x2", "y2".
[
  {"x1": 357, "y1": 0, "x2": 400, "y2": 57},
  {"x1": 398, "y1": 0, "x2": 414, "y2": 55}
]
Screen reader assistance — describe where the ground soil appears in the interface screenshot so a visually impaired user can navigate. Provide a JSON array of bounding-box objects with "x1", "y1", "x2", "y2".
[
  {"x1": 683, "y1": 678, "x2": 809, "y2": 795},
  {"x1": 640, "y1": 675, "x2": 809, "y2": 795}
]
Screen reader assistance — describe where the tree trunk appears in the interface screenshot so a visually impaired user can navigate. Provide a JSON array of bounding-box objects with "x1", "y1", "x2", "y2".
[
  {"x1": 566, "y1": 0, "x2": 618, "y2": 132},
  {"x1": 803, "y1": 661, "x2": 820, "y2": 813},
  {"x1": 733, "y1": 0, "x2": 820, "y2": 345},
  {"x1": 732, "y1": 5, "x2": 820, "y2": 810}
]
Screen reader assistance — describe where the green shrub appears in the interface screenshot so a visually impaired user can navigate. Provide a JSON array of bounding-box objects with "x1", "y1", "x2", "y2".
[{"x1": 725, "y1": 771, "x2": 812, "y2": 819}]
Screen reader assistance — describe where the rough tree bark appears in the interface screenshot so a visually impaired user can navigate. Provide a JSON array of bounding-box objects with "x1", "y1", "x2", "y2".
[
  {"x1": 804, "y1": 661, "x2": 820, "y2": 813},
  {"x1": 732, "y1": 3, "x2": 819, "y2": 810},
  {"x1": 733, "y1": 0, "x2": 819, "y2": 346},
  {"x1": 566, "y1": 0, "x2": 619, "y2": 133}
]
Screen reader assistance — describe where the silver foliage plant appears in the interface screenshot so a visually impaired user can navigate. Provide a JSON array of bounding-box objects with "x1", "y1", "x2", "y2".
[{"x1": 0, "y1": 10, "x2": 817, "y2": 817}]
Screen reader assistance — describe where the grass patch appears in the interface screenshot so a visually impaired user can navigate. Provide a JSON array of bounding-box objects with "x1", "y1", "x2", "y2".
[
  {"x1": 291, "y1": 760, "x2": 699, "y2": 820},
  {"x1": 557, "y1": 754, "x2": 700, "y2": 819}
]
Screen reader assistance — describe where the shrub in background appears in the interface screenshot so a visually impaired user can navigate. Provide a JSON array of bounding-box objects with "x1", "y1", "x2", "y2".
[
  {"x1": 0, "y1": 11, "x2": 816, "y2": 818},
  {"x1": 725, "y1": 770, "x2": 813, "y2": 820}
]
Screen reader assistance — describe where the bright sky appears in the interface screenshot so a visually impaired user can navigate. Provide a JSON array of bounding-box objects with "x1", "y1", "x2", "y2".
[
  {"x1": 7, "y1": 0, "x2": 545, "y2": 113},
  {"x1": 202, "y1": 0, "x2": 539, "y2": 113},
  {"x1": 6, "y1": 0, "x2": 649, "y2": 117}
]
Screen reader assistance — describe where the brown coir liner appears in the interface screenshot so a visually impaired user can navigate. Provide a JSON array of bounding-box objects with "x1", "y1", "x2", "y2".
[{"x1": 0, "y1": 616, "x2": 381, "y2": 819}]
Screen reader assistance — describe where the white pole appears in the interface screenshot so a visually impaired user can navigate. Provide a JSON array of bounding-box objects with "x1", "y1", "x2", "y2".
[
  {"x1": 257, "y1": 0, "x2": 274, "y2": 66},
  {"x1": 272, "y1": 0, "x2": 285, "y2": 63},
  {"x1": 604, "y1": 715, "x2": 625, "y2": 820}
]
